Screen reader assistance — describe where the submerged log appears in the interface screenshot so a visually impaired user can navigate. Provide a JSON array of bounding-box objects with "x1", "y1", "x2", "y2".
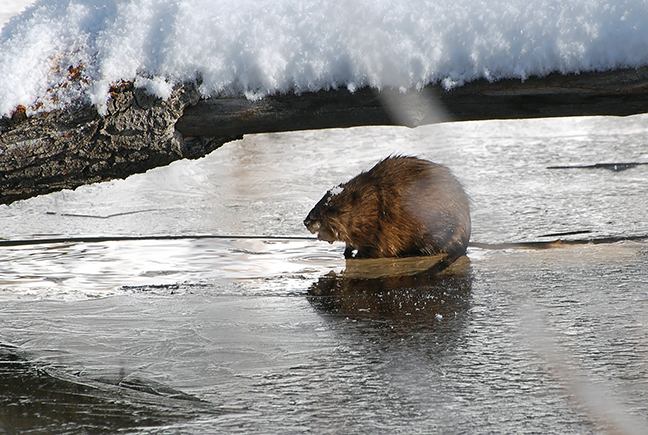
[{"x1": 2, "y1": 67, "x2": 648, "y2": 205}]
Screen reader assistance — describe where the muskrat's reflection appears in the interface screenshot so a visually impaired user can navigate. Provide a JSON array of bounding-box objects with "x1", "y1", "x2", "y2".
[{"x1": 307, "y1": 254, "x2": 472, "y2": 329}]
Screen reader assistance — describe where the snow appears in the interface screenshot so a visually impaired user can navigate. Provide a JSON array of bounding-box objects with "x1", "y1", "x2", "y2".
[
  {"x1": 1, "y1": 0, "x2": 647, "y2": 116},
  {"x1": 0, "y1": 0, "x2": 33, "y2": 27},
  {"x1": 329, "y1": 185, "x2": 344, "y2": 197}
]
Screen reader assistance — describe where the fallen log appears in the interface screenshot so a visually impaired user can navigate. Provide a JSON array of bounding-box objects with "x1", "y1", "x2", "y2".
[
  {"x1": 0, "y1": 82, "x2": 240, "y2": 205},
  {"x1": 2, "y1": 67, "x2": 648, "y2": 205},
  {"x1": 176, "y1": 67, "x2": 648, "y2": 136}
]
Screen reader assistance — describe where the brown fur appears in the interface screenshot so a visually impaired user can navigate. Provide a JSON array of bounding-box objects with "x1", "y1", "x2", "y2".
[{"x1": 304, "y1": 156, "x2": 471, "y2": 259}]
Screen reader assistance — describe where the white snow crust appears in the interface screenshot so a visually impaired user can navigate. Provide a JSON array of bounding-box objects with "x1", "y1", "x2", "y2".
[{"x1": 1, "y1": 0, "x2": 647, "y2": 116}]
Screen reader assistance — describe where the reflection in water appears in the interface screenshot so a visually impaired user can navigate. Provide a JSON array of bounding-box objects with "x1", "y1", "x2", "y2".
[
  {"x1": 305, "y1": 255, "x2": 475, "y2": 430},
  {"x1": 307, "y1": 255, "x2": 472, "y2": 331},
  {"x1": 0, "y1": 344, "x2": 219, "y2": 434}
]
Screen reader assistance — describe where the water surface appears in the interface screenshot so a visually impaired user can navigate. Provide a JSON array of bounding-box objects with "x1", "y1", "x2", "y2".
[{"x1": 1, "y1": 115, "x2": 648, "y2": 433}]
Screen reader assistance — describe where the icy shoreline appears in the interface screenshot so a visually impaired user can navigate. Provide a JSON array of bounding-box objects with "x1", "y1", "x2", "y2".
[{"x1": 1, "y1": 0, "x2": 647, "y2": 116}]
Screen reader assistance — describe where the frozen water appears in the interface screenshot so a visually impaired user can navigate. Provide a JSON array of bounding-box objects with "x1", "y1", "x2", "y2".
[
  {"x1": 1, "y1": 116, "x2": 648, "y2": 433},
  {"x1": 1, "y1": 110, "x2": 648, "y2": 433},
  {"x1": 1, "y1": 0, "x2": 647, "y2": 115},
  {"x1": 2, "y1": 114, "x2": 647, "y2": 295}
]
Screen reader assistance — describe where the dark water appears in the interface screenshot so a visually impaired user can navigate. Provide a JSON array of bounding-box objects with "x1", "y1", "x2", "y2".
[{"x1": 1, "y1": 116, "x2": 648, "y2": 434}]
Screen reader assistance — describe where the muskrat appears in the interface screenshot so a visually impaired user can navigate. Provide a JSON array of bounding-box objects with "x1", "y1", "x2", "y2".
[{"x1": 304, "y1": 156, "x2": 470, "y2": 259}]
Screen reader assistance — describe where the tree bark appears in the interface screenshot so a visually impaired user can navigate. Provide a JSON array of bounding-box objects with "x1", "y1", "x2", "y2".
[
  {"x1": 0, "y1": 82, "x2": 239, "y2": 205},
  {"x1": 2, "y1": 67, "x2": 648, "y2": 205}
]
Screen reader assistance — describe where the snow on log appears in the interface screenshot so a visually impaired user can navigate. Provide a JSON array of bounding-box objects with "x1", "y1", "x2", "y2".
[
  {"x1": 176, "y1": 67, "x2": 648, "y2": 137},
  {"x1": 2, "y1": 67, "x2": 648, "y2": 205}
]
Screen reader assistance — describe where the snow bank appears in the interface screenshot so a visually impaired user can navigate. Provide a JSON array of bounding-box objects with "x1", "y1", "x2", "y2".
[{"x1": 1, "y1": 0, "x2": 647, "y2": 116}]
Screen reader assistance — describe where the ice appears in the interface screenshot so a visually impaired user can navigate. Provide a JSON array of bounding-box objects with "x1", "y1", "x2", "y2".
[{"x1": 1, "y1": 0, "x2": 647, "y2": 116}]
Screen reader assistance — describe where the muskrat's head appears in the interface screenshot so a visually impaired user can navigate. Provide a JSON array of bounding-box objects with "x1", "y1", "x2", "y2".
[{"x1": 303, "y1": 184, "x2": 350, "y2": 244}]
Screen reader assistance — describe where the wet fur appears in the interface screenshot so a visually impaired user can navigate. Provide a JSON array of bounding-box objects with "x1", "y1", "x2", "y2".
[{"x1": 304, "y1": 156, "x2": 471, "y2": 259}]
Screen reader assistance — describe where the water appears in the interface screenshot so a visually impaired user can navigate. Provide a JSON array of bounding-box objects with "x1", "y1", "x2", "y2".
[{"x1": 1, "y1": 115, "x2": 648, "y2": 434}]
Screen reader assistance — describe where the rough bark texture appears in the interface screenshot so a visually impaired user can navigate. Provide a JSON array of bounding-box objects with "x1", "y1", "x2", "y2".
[
  {"x1": 0, "y1": 82, "x2": 239, "y2": 205},
  {"x1": 2, "y1": 67, "x2": 648, "y2": 205}
]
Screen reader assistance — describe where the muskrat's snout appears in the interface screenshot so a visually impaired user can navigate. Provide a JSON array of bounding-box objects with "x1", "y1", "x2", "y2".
[
  {"x1": 304, "y1": 206, "x2": 337, "y2": 243},
  {"x1": 303, "y1": 216, "x2": 321, "y2": 234},
  {"x1": 304, "y1": 191, "x2": 332, "y2": 234}
]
